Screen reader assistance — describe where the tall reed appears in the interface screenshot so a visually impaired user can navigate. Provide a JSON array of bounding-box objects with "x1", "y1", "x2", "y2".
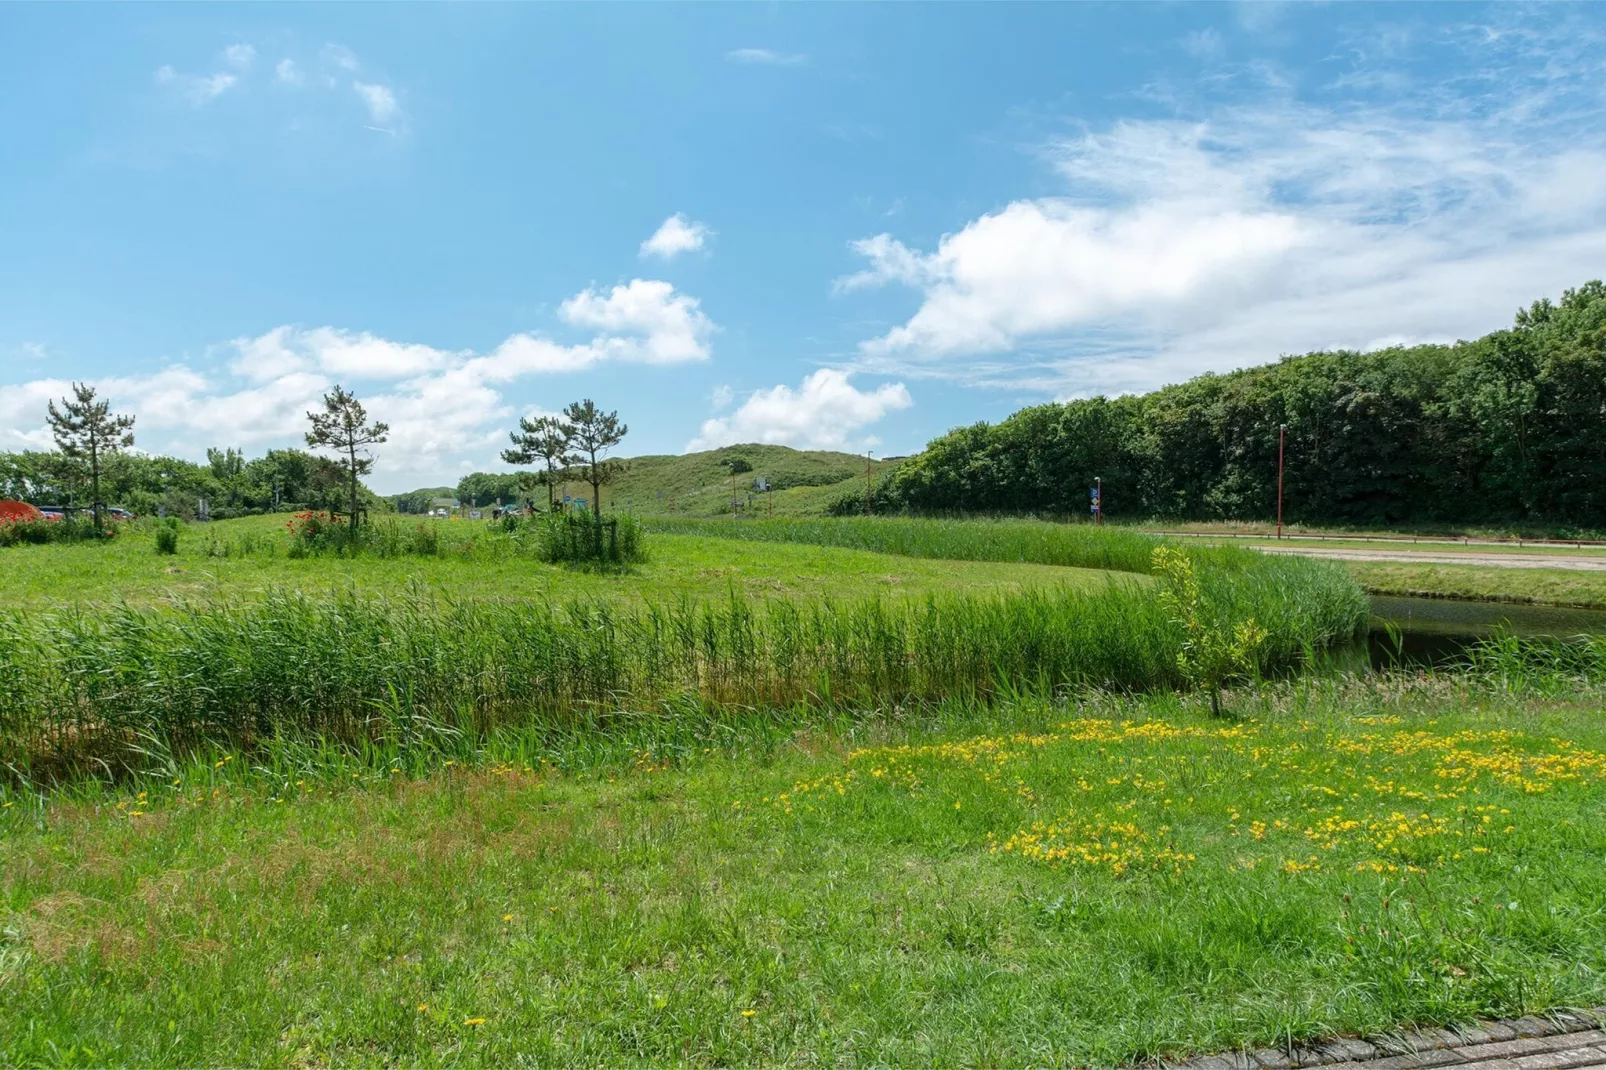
[{"x1": 0, "y1": 564, "x2": 1364, "y2": 779}]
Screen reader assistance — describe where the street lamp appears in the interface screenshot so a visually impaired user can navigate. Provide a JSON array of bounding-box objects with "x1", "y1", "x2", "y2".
[{"x1": 1277, "y1": 424, "x2": 1287, "y2": 540}]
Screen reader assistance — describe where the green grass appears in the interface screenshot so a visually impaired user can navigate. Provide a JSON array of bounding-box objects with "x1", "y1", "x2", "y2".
[
  {"x1": 0, "y1": 514, "x2": 1108, "y2": 609},
  {"x1": 4, "y1": 676, "x2": 1604, "y2": 1065},
  {"x1": 1347, "y1": 561, "x2": 1606, "y2": 610},
  {"x1": 574, "y1": 443, "x2": 907, "y2": 518}
]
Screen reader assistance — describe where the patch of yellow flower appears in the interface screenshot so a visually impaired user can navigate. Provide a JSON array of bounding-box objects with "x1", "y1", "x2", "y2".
[{"x1": 993, "y1": 815, "x2": 1194, "y2": 876}]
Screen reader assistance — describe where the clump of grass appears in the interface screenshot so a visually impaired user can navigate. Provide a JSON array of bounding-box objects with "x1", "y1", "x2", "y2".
[
  {"x1": 153, "y1": 518, "x2": 180, "y2": 555},
  {"x1": 513, "y1": 513, "x2": 646, "y2": 566}
]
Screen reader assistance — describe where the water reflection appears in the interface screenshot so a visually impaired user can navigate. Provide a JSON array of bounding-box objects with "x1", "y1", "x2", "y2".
[{"x1": 1365, "y1": 595, "x2": 1606, "y2": 668}]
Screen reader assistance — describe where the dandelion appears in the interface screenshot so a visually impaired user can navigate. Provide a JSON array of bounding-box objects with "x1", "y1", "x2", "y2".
[
  {"x1": 417, "y1": 1003, "x2": 428, "y2": 1012},
  {"x1": 742, "y1": 1009, "x2": 757, "y2": 1018},
  {"x1": 464, "y1": 1017, "x2": 486, "y2": 1026},
  {"x1": 502, "y1": 914, "x2": 513, "y2": 922}
]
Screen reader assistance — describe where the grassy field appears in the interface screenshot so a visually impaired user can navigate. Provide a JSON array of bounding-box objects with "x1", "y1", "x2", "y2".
[
  {"x1": 1347, "y1": 561, "x2": 1606, "y2": 610},
  {"x1": 0, "y1": 515, "x2": 1105, "y2": 609},
  {"x1": 4, "y1": 674, "x2": 1604, "y2": 1065}
]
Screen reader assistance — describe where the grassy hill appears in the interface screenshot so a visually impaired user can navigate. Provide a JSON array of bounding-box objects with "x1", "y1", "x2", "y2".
[
  {"x1": 389, "y1": 445, "x2": 910, "y2": 517},
  {"x1": 579, "y1": 444, "x2": 907, "y2": 517}
]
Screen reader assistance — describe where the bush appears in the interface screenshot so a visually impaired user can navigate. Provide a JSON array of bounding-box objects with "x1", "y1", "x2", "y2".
[
  {"x1": 154, "y1": 518, "x2": 181, "y2": 555},
  {"x1": 525, "y1": 513, "x2": 646, "y2": 565},
  {"x1": 0, "y1": 515, "x2": 117, "y2": 547},
  {"x1": 285, "y1": 512, "x2": 441, "y2": 559}
]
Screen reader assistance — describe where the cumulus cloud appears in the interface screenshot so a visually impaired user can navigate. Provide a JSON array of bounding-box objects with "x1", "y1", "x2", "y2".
[
  {"x1": 842, "y1": 16, "x2": 1606, "y2": 397},
  {"x1": 686, "y1": 370, "x2": 911, "y2": 452},
  {"x1": 353, "y1": 81, "x2": 401, "y2": 126},
  {"x1": 275, "y1": 58, "x2": 302, "y2": 85},
  {"x1": 0, "y1": 280, "x2": 716, "y2": 488},
  {"x1": 726, "y1": 47, "x2": 806, "y2": 66},
  {"x1": 558, "y1": 279, "x2": 715, "y2": 364},
  {"x1": 223, "y1": 44, "x2": 256, "y2": 69},
  {"x1": 640, "y1": 214, "x2": 712, "y2": 259}
]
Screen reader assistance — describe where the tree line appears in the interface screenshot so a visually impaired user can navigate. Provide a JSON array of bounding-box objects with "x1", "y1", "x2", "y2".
[
  {"x1": 398, "y1": 401, "x2": 629, "y2": 516},
  {"x1": 878, "y1": 281, "x2": 1606, "y2": 530},
  {"x1": 2, "y1": 383, "x2": 391, "y2": 523},
  {"x1": 2, "y1": 378, "x2": 632, "y2": 525}
]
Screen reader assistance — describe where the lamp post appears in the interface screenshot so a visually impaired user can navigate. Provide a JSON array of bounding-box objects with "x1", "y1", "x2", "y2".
[
  {"x1": 1277, "y1": 423, "x2": 1286, "y2": 540},
  {"x1": 1095, "y1": 476, "x2": 1103, "y2": 526}
]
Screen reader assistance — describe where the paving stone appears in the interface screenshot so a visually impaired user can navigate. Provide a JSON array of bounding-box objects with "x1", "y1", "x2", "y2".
[
  {"x1": 1479, "y1": 1024, "x2": 1521, "y2": 1043},
  {"x1": 1353, "y1": 1050, "x2": 1468, "y2": 1070},
  {"x1": 1325, "y1": 1039, "x2": 1380, "y2": 1061},
  {"x1": 1510, "y1": 1046, "x2": 1606, "y2": 1070},
  {"x1": 1187, "y1": 1056, "x2": 1238, "y2": 1070},
  {"x1": 1550, "y1": 1012, "x2": 1599, "y2": 1033},
  {"x1": 1370, "y1": 1036, "x2": 1420, "y2": 1057},
  {"x1": 1451, "y1": 1059, "x2": 1521, "y2": 1070},
  {"x1": 1513, "y1": 1018, "x2": 1561, "y2": 1038},
  {"x1": 1458, "y1": 1029, "x2": 1499, "y2": 1047},
  {"x1": 1251, "y1": 1048, "x2": 1294, "y2": 1068},
  {"x1": 1451, "y1": 1037, "x2": 1601, "y2": 1062}
]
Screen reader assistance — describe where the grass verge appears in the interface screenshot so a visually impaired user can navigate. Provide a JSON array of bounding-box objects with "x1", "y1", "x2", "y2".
[{"x1": 1349, "y1": 561, "x2": 1606, "y2": 610}]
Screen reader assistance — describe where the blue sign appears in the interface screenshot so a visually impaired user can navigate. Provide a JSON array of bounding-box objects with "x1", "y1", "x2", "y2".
[{"x1": 1090, "y1": 487, "x2": 1100, "y2": 501}]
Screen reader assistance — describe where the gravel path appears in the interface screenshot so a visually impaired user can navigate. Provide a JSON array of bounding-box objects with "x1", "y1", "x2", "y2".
[{"x1": 1256, "y1": 547, "x2": 1606, "y2": 572}]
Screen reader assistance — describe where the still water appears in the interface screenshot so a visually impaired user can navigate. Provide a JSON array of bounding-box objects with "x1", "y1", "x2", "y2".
[{"x1": 1366, "y1": 595, "x2": 1606, "y2": 667}]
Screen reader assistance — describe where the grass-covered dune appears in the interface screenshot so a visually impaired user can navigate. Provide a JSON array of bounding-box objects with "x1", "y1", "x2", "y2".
[{"x1": 0, "y1": 518, "x2": 1368, "y2": 781}]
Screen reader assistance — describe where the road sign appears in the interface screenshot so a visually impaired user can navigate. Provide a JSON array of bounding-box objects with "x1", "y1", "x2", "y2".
[{"x1": 755, "y1": 477, "x2": 769, "y2": 491}]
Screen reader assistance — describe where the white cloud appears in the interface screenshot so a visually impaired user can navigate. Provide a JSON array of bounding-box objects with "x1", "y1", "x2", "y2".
[
  {"x1": 154, "y1": 64, "x2": 238, "y2": 105},
  {"x1": 559, "y1": 279, "x2": 715, "y2": 364},
  {"x1": 726, "y1": 48, "x2": 806, "y2": 66},
  {"x1": 0, "y1": 279, "x2": 719, "y2": 488},
  {"x1": 223, "y1": 44, "x2": 256, "y2": 69},
  {"x1": 686, "y1": 370, "x2": 911, "y2": 452},
  {"x1": 275, "y1": 58, "x2": 302, "y2": 85},
  {"x1": 640, "y1": 214, "x2": 712, "y2": 259},
  {"x1": 843, "y1": 22, "x2": 1606, "y2": 397},
  {"x1": 711, "y1": 384, "x2": 734, "y2": 411},
  {"x1": 228, "y1": 326, "x2": 459, "y2": 383},
  {"x1": 353, "y1": 82, "x2": 401, "y2": 125}
]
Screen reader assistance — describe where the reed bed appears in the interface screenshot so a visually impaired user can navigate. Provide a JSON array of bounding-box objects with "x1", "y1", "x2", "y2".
[{"x1": 0, "y1": 530, "x2": 1368, "y2": 779}]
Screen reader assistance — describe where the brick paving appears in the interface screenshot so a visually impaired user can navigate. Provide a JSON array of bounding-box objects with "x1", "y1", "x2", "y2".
[{"x1": 1164, "y1": 1008, "x2": 1606, "y2": 1070}]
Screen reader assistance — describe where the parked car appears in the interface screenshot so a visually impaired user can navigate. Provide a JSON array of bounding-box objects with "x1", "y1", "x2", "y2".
[
  {"x1": 106, "y1": 507, "x2": 135, "y2": 520},
  {"x1": 37, "y1": 506, "x2": 66, "y2": 520}
]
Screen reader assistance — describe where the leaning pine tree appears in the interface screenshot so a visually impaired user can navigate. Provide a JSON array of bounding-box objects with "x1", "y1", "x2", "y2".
[
  {"x1": 304, "y1": 385, "x2": 388, "y2": 527},
  {"x1": 46, "y1": 382, "x2": 135, "y2": 532}
]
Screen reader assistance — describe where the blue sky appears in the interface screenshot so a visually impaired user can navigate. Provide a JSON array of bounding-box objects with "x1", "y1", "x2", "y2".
[{"x1": 3, "y1": 3, "x2": 1605, "y2": 491}]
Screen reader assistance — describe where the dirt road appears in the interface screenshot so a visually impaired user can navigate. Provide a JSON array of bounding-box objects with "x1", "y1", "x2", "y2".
[{"x1": 1257, "y1": 546, "x2": 1606, "y2": 571}]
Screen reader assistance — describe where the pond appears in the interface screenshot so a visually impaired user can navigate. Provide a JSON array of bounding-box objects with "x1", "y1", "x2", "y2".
[{"x1": 1366, "y1": 595, "x2": 1606, "y2": 667}]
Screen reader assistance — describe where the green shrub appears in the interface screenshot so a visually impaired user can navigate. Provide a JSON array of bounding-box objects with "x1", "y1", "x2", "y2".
[
  {"x1": 154, "y1": 518, "x2": 181, "y2": 555},
  {"x1": 0, "y1": 515, "x2": 116, "y2": 547},
  {"x1": 526, "y1": 513, "x2": 646, "y2": 565}
]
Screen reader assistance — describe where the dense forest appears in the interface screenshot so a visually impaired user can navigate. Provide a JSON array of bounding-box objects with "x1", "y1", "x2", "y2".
[
  {"x1": 878, "y1": 281, "x2": 1606, "y2": 530},
  {"x1": 0, "y1": 447, "x2": 387, "y2": 519}
]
